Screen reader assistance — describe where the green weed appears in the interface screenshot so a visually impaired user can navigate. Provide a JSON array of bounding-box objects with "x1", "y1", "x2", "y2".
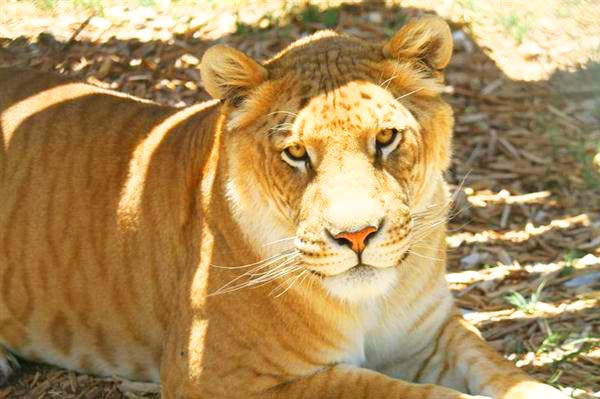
[
  {"x1": 544, "y1": 120, "x2": 600, "y2": 190},
  {"x1": 564, "y1": 249, "x2": 585, "y2": 265},
  {"x1": 498, "y1": 12, "x2": 531, "y2": 44},
  {"x1": 505, "y1": 280, "x2": 546, "y2": 314},
  {"x1": 559, "y1": 249, "x2": 586, "y2": 277},
  {"x1": 454, "y1": 0, "x2": 477, "y2": 11},
  {"x1": 299, "y1": 4, "x2": 340, "y2": 29},
  {"x1": 537, "y1": 332, "x2": 566, "y2": 354},
  {"x1": 299, "y1": 4, "x2": 320, "y2": 24},
  {"x1": 546, "y1": 368, "x2": 563, "y2": 386},
  {"x1": 555, "y1": 0, "x2": 582, "y2": 18},
  {"x1": 567, "y1": 138, "x2": 600, "y2": 188},
  {"x1": 546, "y1": 335, "x2": 600, "y2": 389},
  {"x1": 321, "y1": 7, "x2": 339, "y2": 29},
  {"x1": 137, "y1": 0, "x2": 157, "y2": 7},
  {"x1": 384, "y1": 10, "x2": 407, "y2": 37},
  {"x1": 34, "y1": 0, "x2": 59, "y2": 11},
  {"x1": 33, "y1": 0, "x2": 103, "y2": 14}
]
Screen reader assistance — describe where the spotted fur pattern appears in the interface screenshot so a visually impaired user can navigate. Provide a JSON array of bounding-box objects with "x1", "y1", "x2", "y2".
[{"x1": 0, "y1": 16, "x2": 567, "y2": 399}]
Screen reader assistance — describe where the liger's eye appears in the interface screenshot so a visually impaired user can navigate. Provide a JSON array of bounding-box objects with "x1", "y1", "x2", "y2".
[
  {"x1": 282, "y1": 143, "x2": 311, "y2": 170},
  {"x1": 284, "y1": 144, "x2": 308, "y2": 161},
  {"x1": 376, "y1": 128, "x2": 398, "y2": 147},
  {"x1": 375, "y1": 128, "x2": 402, "y2": 158}
]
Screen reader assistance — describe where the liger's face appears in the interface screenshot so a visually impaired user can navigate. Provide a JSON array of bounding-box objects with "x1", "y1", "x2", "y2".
[{"x1": 226, "y1": 77, "x2": 451, "y2": 301}]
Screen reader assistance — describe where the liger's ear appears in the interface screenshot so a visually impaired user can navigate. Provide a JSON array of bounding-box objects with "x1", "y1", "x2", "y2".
[
  {"x1": 383, "y1": 16, "x2": 453, "y2": 71},
  {"x1": 200, "y1": 45, "x2": 268, "y2": 103}
]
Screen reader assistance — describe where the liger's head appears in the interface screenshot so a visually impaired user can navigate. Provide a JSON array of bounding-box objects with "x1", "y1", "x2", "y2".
[{"x1": 201, "y1": 16, "x2": 454, "y2": 301}]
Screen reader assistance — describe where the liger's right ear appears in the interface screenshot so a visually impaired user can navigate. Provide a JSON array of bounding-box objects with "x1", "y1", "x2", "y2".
[
  {"x1": 383, "y1": 16, "x2": 453, "y2": 71},
  {"x1": 199, "y1": 45, "x2": 268, "y2": 105}
]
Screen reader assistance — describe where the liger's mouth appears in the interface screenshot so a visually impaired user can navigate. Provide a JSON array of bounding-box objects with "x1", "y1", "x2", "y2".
[
  {"x1": 307, "y1": 250, "x2": 410, "y2": 278},
  {"x1": 345, "y1": 264, "x2": 377, "y2": 277}
]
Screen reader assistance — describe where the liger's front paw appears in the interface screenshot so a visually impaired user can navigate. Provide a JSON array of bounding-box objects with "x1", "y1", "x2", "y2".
[
  {"x1": 494, "y1": 381, "x2": 570, "y2": 399},
  {"x1": 0, "y1": 347, "x2": 20, "y2": 386},
  {"x1": 427, "y1": 385, "x2": 493, "y2": 399}
]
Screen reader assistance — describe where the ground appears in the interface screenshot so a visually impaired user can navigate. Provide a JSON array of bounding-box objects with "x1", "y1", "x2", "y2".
[{"x1": 0, "y1": 0, "x2": 599, "y2": 398}]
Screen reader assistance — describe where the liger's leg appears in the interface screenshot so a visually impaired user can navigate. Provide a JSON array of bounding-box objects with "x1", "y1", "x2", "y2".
[
  {"x1": 0, "y1": 345, "x2": 20, "y2": 386},
  {"x1": 414, "y1": 314, "x2": 568, "y2": 399}
]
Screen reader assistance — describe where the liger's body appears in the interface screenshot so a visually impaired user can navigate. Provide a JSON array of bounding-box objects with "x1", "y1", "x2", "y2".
[
  {"x1": 1, "y1": 17, "x2": 568, "y2": 399},
  {"x1": 0, "y1": 70, "x2": 221, "y2": 381}
]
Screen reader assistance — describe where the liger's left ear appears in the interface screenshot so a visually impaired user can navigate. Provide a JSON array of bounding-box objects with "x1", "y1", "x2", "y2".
[
  {"x1": 383, "y1": 16, "x2": 453, "y2": 71},
  {"x1": 200, "y1": 45, "x2": 268, "y2": 104}
]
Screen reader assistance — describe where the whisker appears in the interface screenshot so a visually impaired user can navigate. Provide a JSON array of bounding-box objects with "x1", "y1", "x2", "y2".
[
  {"x1": 208, "y1": 261, "x2": 290, "y2": 294},
  {"x1": 269, "y1": 270, "x2": 300, "y2": 297},
  {"x1": 272, "y1": 270, "x2": 308, "y2": 298},
  {"x1": 411, "y1": 169, "x2": 472, "y2": 219},
  {"x1": 410, "y1": 220, "x2": 448, "y2": 243},
  {"x1": 270, "y1": 122, "x2": 294, "y2": 130},
  {"x1": 211, "y1": 249, "x2": 297, "y2": 269},
  {"x1": 410, "y1": 242, "x2": 444, "y2": 252},
  {"x1": 244, "y1": 256, "x2": 301, "y2": 277},
  {"x1": 267, "y1": 110, "x2": 298, "y2": 118},
  {"x1": 243, "y1": 265, "x2": 303, "y2": 293},
  {"x1": 406, "y1": 250, "x2": 445, "y2": 263},
  {"x1": 267, "y1": 123, "x2": 295, "y2": 136},
  {"x1": 262, "y1": 237, "x2": 296, "y2": 247},
  {"x1": 209, "y1": 262, "x2": 302, "y2": 296},
  {"x1": 395, "y1": 87, "x2": 424, "y2": 101},
  {"x1": 446, "y1": 219, "x2": 472, "y2": 233},
  {"x1": 208, "y1": 254, "x2": 300, "y2": 296},
  {"x1": 247, "y1": 260, "x2": 301, "y2": 282},
  {"x1": 298, "y1": 270, "x2": 313, "y2": 292},
  {"x1": 380, "y1": 75, "x2": 396, "y2": 90},
  {"x1": 413, "y1": 215, "x2": 447, "y2": 229}
]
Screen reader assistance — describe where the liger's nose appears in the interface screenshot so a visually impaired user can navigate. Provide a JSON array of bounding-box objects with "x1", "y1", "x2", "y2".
[{"x1": 333, "y1": 226, "x2": 378, "y2": 254}]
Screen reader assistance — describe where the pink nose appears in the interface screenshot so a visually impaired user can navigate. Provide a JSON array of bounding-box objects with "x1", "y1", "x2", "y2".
[{"x1": 334, "y1": 226, "x2": 378, "y2": 254}]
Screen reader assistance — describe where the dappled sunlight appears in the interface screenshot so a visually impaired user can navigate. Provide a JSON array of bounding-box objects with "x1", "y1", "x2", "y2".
[
  {"x1": 447, "y1": 214, "x2": 592, "y2": 247},
  {"x1": 514, "y1": 344, "x2": 600, "y2": 369},
  {"x1": 116, "y1": 100, "x2": 219, "y2": 230},
  {"x1": 449, "y1": 260, "x2": 600, "y2": 313},
  {"x1": 461, "y1": 297, "x2": 598, "y2": 325},
  {"x1": 465, "y1": 189, "x2": 552, "y2": 207},
  {"x1": 447, "y1": 257, "x2": 600, "y2": 287}
]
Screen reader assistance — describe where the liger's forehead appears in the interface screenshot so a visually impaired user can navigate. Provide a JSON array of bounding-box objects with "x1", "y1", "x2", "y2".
[{"x1": 289, "y1": 81, "x2": 416, "y2": 142}]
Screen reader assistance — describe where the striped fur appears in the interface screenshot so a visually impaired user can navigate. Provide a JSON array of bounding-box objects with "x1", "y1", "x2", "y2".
[{"x1": 0, "y1": 17, "x2": 567, "y2": 399}]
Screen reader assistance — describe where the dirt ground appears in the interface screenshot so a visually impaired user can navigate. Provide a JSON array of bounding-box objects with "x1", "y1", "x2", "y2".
[{"x1": 1, "y1": 0, "x2": 599, "y2": 398}]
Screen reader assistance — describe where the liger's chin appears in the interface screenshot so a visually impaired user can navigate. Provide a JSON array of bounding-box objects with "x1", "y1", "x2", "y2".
[{"x1": 321, "y1": 265, "x2": 398, "y2": 302}]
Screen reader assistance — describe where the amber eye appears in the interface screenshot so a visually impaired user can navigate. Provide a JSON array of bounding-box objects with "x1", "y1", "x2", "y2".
[
  {"x1": 284, "y1": 144, "x2": 308, "y2": 161},
  {"x1": 376, "y1": 128, "x2": 398, "y2": 147}
]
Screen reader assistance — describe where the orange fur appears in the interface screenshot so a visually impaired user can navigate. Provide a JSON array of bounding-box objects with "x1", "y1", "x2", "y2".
[{"x1": 0, "y1": 17, "x2": 568, "y2": 399}]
